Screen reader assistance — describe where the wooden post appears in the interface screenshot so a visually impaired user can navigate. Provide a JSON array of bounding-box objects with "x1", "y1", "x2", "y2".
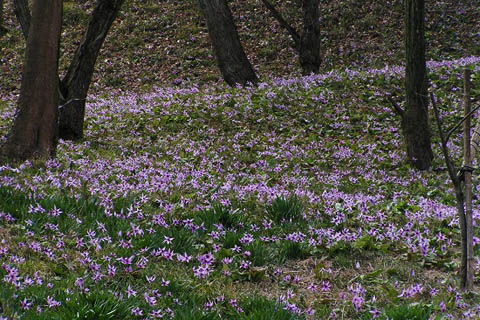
[{"x1": 463, "y1": 68, "x2": 474, "y2": 291}]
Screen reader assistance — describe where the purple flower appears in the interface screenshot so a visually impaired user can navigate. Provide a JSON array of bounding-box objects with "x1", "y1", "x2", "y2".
[
  {"x1": 240, "y1": 260, "x2": 251, "y2": 270},
  {"x1": 193, "y1": 264, "x2": 212, "y2": 279},
  {"x1": 198, "y1": 252, "x2": 215, "y2": 265},
  {"x1": 321, "y1": 280, "x2": 331, "y2": 292},
  {"x1": 144, "y1": 292, "x2": 157, "y2": 306},
  {"x1": 222, "y1": 257, "x2": 233, "y2": 264},
  {"x1": 370, "y1": 309, "x2": 381, "y2": 319},
  {"x1": 308, "y1": 283, "x2": 318, "y2": 292},
  {"x1": 240, "y1": 233, "x2": 254, "y2": 244},
  {"x1": 118, "y1": 255, "x2": 135, "y2": 265},
  {"x1": 440, "y1": 301, "x2": 446, "y2": 312},
  {"x1": 204, "y1": 300, "x2": 214, "y2": 310},
  {"x1": 75, "y1": 277, "x2": 84, "y2": 290},
  {"x1": 127, "y1": 285, "x2": 137, "y2": 298},
  {"x1": 21, "y1": 298, "x2": 32, "y2": 310},
  {"x1": 131, "y1": 307, "x2": 143, "y2": 316},
  {"x1": 161, "y1": 278, "x2": 170, "y2": 286},
  {"x1": 177, "y1": 252, "x2": 192, "y2": 263},
  {"x1": 46, "y1": 296, "x2": 61, "y2": 308},
  {"x1": 352, "y1": 295, "x2": 364, "y2": 311},
  {"x1": 108, "y1": 264, "x2": 116, "y2": 277},
  {"x1": 150, "y1": 309, "x2": 164, "y2": 318}
]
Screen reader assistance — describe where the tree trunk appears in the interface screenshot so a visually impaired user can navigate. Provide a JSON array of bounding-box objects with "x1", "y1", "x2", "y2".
[
  {"x1": 13, "y1": 0, "x2": 31, "y2": 39},
  {"x1": 199, "y1": 0, "x2": 258, "y2": 86},
  {"x1": 1, "y1": 0, "x2": 62, "y2": 161},
  {"x1": 0, "y1": 0, "x2": 7, "y2": 35},
  {"x1": 12, "y1": 0, "x2": 125, "y2": 141},
  {"x1": 58, "y1": 0, "x2": 125, "y2": 140},
  {"x1": 299, "y1": 0, "x2": 321, "y2": 75},
  {"x1": 403, "y1": 0, "x2": 433, "y2": 170}
]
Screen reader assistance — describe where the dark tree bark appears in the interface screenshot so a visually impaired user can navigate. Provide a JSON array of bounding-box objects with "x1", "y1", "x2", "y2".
[
  {"x1": 199, "y1": 0, "x2": 258, "y2": 86},
  {"x1": 58, "y1": 0, "x2": 125, "y2": 140},
  {"x1": 1, "y1": 0, "x2": 62, "y2": 161},
  {"x1": 403, "y1": 0, "x2": 433, "y2": 170},
  {"x1": 13, "y1": 0, "x2": 31, "y2": 39},
  {"x1": 0, "y1": 0, "x2": 7, "y2": 35},
  {"x1": 299, "y1": 0, "x2": 321, "y2": 75},
  {"x1": 261, "y1": 0, "x2": 321, "y2": 75},
  {"x1": 12, "y1": 0, "x2": 125, "y2": 141}
]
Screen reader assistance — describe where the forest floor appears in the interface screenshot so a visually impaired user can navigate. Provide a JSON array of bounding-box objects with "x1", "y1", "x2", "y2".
[
  {"x1": 0, "y1": 0, "x2": 479, "y2": 95},
  {"x1": 1, "y1": 1, "x2": 480, "y2": 320}
]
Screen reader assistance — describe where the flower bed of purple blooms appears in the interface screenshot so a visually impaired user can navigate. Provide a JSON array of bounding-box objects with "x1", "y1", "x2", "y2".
[{"x1": 0, "y1": 56, "x2": 480, "y2": 319}]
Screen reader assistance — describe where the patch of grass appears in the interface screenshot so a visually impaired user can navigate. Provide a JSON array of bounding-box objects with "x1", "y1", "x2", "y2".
[
  {"x1": 276, "y1": 241, "x2": 310, "y2": 262},
  {"x1": 266, "y1": 196, "x2": 303, "y2": 225},
  {"x1": 22, "y1": 289, "x2": 133, "y2": 320},
  {"x1": 0, "y1": 283, "x2": 17, "y2": 318},
  {"x1": 0, "y1": 186, "x2": 32, "y2": 221},
  {"x1": 0, "y1": 186, "x2": 138, "y2": 238},
  {"x1": 135, "y1": 224, "x2": 198, "y2": 255},
  {"x1": 63, "y1": 2, "x2": 89, "y2": 27},
  {"x1": 222, "y1": 230, "x2": 242, "y2": 249},
  {"x1": 383, "y1": 303, "x2": 432, "y2": 320},
  {"x1": 193, "y1": 203, "x2": 242, "y2": 231},
  {"x1": 173, "y1": 309, "x2": 219, "y2": 320},
  {"x1": 239, "y1": 295, "x2": 305, "y2": 320},
  {"x1": 246, "y1": 240, "x2": 275, "y2": 267}
]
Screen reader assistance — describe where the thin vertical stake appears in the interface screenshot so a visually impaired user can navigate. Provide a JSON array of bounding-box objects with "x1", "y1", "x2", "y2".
[{"x1": 463, "y1": 68, "x2": 474, "y2": 291}]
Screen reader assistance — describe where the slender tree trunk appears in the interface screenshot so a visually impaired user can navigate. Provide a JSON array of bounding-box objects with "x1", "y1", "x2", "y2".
[
  {"x1": 403, "y1": 0, "x2": 433, "y2": 170},
  {"x1": 454, "y1": 189, "x2": 469, "y2": 289},
  {"x1": 12, "y1": 0, "x2": 30, "y2": 39},
  {"x1": 199, "y1": 0, "x2": 258, "y2": 86},
  {"x1": 1, "y1": 0, "x2": 62, "y2": 161},
  {"x1": 0, "y1": 0, "x2": 7, "y2": 35},
  {"x1": 58, "y1": 0, "x2": 125, "y2": 140},
  {"x1": 299, "y1": 0, "x2": 321, "y2": 75}
]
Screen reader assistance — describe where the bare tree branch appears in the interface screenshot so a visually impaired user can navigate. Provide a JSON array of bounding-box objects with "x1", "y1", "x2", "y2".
[
  {"x1": 431, "y1": 92, "x2": 460, "y2": 186},
  {"x1": 260, "y1": 0, "x2": 301, "y2": 48},
  {"x1": 386, "y1": 95, "x2": 406, "y2": 118},
  {"x1": 445, "y1": 104, "x2": 480, "y2": 144}
]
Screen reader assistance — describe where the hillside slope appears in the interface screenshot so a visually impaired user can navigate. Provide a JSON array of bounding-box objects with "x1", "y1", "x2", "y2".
[{"x1": 0, "y1": 0, "x2": 479, "y2": 95}]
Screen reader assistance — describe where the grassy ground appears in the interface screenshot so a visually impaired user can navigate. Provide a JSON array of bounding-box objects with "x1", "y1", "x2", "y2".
[{"x1": 1, "y1": 1, "x2": 480, "y2": 319}]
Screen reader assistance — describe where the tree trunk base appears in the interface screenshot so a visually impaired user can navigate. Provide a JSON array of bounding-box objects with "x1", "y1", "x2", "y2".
[
  {"x1": 58, "y1": 100, "x2": 85, "y2": 141},
  {"x1": 1, "y1": 141, "x2": 55, "y2": 163}
]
